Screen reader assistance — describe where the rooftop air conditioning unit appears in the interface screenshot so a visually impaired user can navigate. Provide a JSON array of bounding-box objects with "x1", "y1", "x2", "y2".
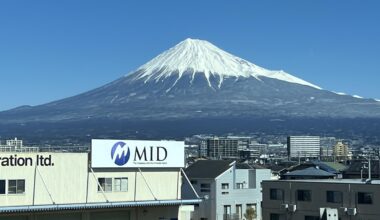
[
  {"x1": 346, "y1": 208, "x2": 357, "y2": 216},
  {"x1": 288, "y1": 204, "x2": 297, "y2": 212}
]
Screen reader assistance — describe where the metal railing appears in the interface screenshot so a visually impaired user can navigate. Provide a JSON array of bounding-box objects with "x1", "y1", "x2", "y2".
[
  {"x1": 223, "y1": 213, "x2": 241, "y2": 220},
  {"x1": 0, "y1": 146, "x2": 90, "y2": 153}
]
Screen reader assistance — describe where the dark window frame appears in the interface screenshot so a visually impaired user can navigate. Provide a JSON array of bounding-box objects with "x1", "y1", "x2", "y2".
[
  {"x1": 270, "y1": 213, "x2": 285, "y2": 220},
  {"x1": 97, "y1": 177, "x2": 112, "y2": 192},
  {"x1": 305, "y1": 216, "x2": 319, "y2": 220},
  {"x1": 357, "y1": 192, "x2": 373, "y2": 205},
  {"x1": 200, "y1": 183, "x2": 211, "y2": 192},
  {"x1": 190, "y1": 180, "x2": 198, "y2": 185},
  {"x1": 326, "y1": 191, "x2": 343, "y2": 203},
  {"x1": 236, "y1": 183, "x2": 244, "y2": 189},
  {"x1": 297, "y1": 189, "x2": 312, "y2": 202},
  {"x1": 0, "y1": 180, "x2": 5, "y2": 194},
  {"x1": 221, "y1": 183, "x2": 229, "y2": 189},
  {"x1": 8, "y1": 179, "x2": 25, "y2": 194},
  {"x1": 270, "y1": 188, "x2": 284, "y2": 201}
]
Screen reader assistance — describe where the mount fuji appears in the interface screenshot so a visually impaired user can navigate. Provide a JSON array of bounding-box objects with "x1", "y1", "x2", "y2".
[{"x1": 1, "y1": 38, "x2": 380, "y2": 140}]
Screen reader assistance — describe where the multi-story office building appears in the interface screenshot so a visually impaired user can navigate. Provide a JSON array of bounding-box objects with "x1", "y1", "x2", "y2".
[
  {"x1": 183, "y1": 160, "x2": 271, "y2": 220},
  {"x1": 0, "y1": 138, "x2": 38, "y2": 152},
  {"x1": 333, "y1": 141, "x2": 349, "y2": 158},
  {"x1": 249, "y1": 142, "x2": 268, "y2": 155},
  {"x1": 262, "y1": 179, "x2": 380, "y2": 220},
  {"x1": 0, "y1": 139, "x2": 200, "y2": 220},
  {"x1": 6, "y1": 137, "x2": 23, "y2": 149},
  {"x1": 199, "y1": 137, "x2": 251, "y2": 159},
  {"x1": 287, "y1": 136, "x2": 320, "y2": 158}
]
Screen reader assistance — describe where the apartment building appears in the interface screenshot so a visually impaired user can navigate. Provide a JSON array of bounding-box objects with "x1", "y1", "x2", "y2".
[
  {"x1": 287, "y1": 136, "x2": 320, "y2": 158},
  {"x1": 183, "y1": 160, "x2": 271, "y2": 220},
  {"x1": 262, "y1": 179, "x2": 380, "y2": 220}
]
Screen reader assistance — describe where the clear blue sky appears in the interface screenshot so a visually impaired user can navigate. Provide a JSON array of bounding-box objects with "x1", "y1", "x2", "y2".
[{"x1": 1, "y1": 0, "x2": 379, "y2": 111}]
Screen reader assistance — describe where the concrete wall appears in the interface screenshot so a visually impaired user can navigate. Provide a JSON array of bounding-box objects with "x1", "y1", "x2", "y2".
[{"x1": 189, "y1": 178, "x2": 215, "y2": 220}]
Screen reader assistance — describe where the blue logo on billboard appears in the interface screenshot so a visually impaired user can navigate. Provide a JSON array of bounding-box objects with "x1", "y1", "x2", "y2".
[{"x1": 111, "y1": 141, "x2": 130, "y2": 166}]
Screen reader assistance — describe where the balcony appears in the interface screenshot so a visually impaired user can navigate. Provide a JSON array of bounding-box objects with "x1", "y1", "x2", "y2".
[{"x1": 223, "y1": 213, "x2": 242, "y2": 220}]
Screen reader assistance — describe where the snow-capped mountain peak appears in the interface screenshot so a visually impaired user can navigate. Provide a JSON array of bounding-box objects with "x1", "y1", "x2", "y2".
[{"x1": 132, "y1": 38, "x2": 321, "y2": 89}]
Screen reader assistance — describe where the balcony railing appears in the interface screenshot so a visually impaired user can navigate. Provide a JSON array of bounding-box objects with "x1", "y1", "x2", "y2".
[{"x1": 223, "y1": 213, "x2": 242, "y2": 220}]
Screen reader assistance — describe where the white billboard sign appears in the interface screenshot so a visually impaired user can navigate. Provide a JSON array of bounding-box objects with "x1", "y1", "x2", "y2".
[{"x1": 91, "y1": 139, "x2": 184, "y2": 168}]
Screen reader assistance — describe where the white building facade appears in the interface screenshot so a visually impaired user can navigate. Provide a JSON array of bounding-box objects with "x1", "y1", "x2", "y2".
[
  {"x1": 0, "y1": 139, "x2": 200, "y2": 220},
  {"x1": 183, "y1": 160, "x2": 271, "y2": 220},
  {"x1": 287, "y1": 136, "x2": 321, "y2": 158}
]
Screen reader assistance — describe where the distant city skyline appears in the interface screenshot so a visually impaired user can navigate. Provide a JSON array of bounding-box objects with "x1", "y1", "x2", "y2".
[{"x1": 1, "y1": 0, "x2": 379, "y2": 111}]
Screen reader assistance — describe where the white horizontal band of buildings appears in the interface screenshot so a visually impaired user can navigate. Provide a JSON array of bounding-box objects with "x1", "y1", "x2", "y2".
[{"x1": 0, "y1": 199, "x2": 202, "y2": 214}]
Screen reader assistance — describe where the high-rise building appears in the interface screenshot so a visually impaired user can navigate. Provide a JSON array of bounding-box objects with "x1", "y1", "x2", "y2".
[
  {"x1": 199, "y1": 137, "x2": 250, "y2": 159},
  {"x1": 333, "y1": 141, "x2": 349, "y2": 157},
  {"x1": 287, "y1": 136, "x2": 320, "y2": 158}
]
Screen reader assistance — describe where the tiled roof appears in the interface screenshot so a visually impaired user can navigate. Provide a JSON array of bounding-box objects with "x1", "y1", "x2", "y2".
[
  {"x1": 283, "y1": 167, "x2": 336, "y2": 177},
  {"x1": 185, "y1": 160, "x2": 233, "y2": 179}
]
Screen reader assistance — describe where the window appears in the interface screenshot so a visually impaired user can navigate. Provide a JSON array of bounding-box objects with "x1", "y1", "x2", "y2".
[
  {"x1": 222, "y1": 191, "x2": 229, "y2": 195},
  {"x1": 8, "y1": 179, "x2": 25, "y2": 194},
  {"x1": 190, "y1": 180, "x2": 198, "y2": 185},
  {"x1": 270, "y1": 188, "x2": 284, "y2": 201},
  {"x1": 236, "y1": 183, "x2": 244, "y2": 189},
  {"x1": 0, "y1": 180, "x2": 5, "y2": 194},
  {"x1": 247, "y1": 203, "x2": 256, "y2": 210},
  {"x1": 270, "y1": 213, "x2": 286, "y2": 220},
  {"x1": 223, "y1": 205, "x2": 231, "y2": 215},
  {"x1": 114, "y1": 178, "x2": 128, "y2": 192},
  {"x1": 236, "y1": 204, "x2": 242, "y2": 219},
  {"x1": 305, "y1": 216, "x2": 319, "y2": 220},
  {"x1": 98, "y1": 178, "x2": 112, "y2": 192},
  {"x1": 358, "y1": 192, "x2": 373, "y2": 204},
  {"x1": 297, "y1": 190, "x2": 312, "y2": 202},
  {"x1": 200, "y1": 183, "x2": 211, "y2": 192},
  {"x1": 221, "y1": 183, "x2": 229, "y2": 189},
  {"x1": 326, "y1": 191, "x2": 343, "y2": 203}
]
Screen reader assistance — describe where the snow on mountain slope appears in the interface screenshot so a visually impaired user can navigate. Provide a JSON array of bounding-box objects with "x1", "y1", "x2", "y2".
[
  {"x1": 133, "y1": 38, "x2": 322, "y2": 89},
  {"x1": 353, "y1": 95, "x2": 364, "y2": 99}
]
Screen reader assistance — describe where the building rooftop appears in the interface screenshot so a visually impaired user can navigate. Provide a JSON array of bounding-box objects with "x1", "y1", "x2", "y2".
[
  {"x1": 185, "y1": 160, "x2": 256, "y2": 179},
  {"x1": 321, "y1": 161, "x2": 347, "y2": 172},
  {"x1": 343, "y1": 160, "x2": 379, "y2": 174},
  {"x1": 282, "y1": 167, "x2": 335, "y2": 177},
  {"x1": 185, "y1": 160, "x2": 233, "y2": 179},
  {"x1": 264, "y1": 179, "x2": 380, "y2": 185}
]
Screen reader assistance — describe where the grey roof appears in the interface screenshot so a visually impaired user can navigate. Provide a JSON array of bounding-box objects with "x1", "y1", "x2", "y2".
[
  {"x1": 283, "y1": 167, "x2": 335, "y2": 177},
  {"x1": 236, "y1": 163, "x2": 253, "y2": 169},
  {"x1": 0, "y1": 199, "x2": 202, "y2": 214},
  {"x1": 185, "y1": 160, "x2": 234, "y2": 179},
  {"x1": 263, "y1": 179, "x2": 380, "y2": 185},
  {"x1": 344, "y1": 160, "x2": 379, "y2": 174}
]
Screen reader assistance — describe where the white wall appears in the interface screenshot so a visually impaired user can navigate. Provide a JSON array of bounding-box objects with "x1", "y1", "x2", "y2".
[
  {"x1": 0, "y1": 153, "x2": 88, "y2": 206},
  {"x1": 0, "y1": 153, "x2": 182, "y2": 206},
  {"x1": 215, "y1": 167, "x2": 271, "y2": 220}
]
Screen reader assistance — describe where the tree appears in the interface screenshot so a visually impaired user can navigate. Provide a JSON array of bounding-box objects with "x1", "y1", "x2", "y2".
[{"x1": 244, "y1": 207, "x2": 257, "y2": 220}]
